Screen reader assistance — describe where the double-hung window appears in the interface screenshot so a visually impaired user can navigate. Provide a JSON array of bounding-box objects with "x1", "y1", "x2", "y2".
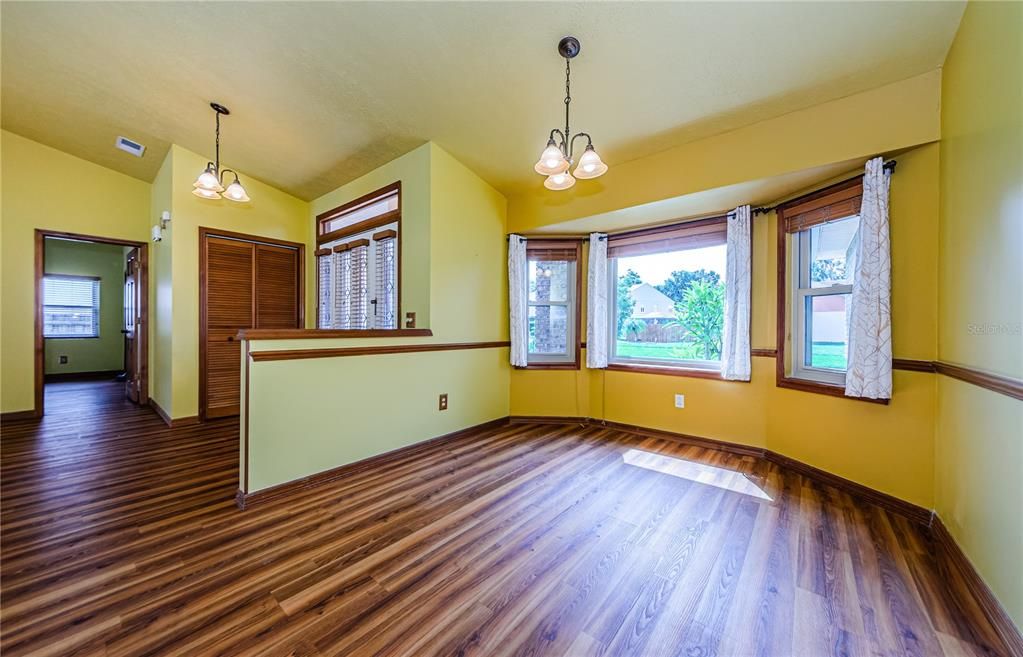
[
  {"x1": 526, "y1": 241, "x2": 581, "y2": 367},
  {"x1": 43, "y1": 275, "x2": 100, "y2": 338},
  {"x1": 606, "y1": 218, "x2": 727, "y2": 372},
  {"x1": 315, "y1": 183, "x2": 400, "y2": 330},
  {"x1": 779, "y1": 179, "x2": 862, "y2": 388}
]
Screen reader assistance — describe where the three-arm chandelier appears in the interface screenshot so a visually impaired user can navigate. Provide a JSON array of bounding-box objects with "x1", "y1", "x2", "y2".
[
  {"x1": 192, "y1": 102, "x2": 250, "y2": 202},
  {"x1": 533, "y1": 36, "x2": 608, "y2": 191}
]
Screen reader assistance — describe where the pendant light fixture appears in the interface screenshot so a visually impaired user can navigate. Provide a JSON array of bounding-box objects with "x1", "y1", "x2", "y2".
[
  {"x1": 192, "y1": 102, "x2": 250, "y2": 202},
  {"x1": 534, "y1": 36, "x2": 607, "y2": 190}
]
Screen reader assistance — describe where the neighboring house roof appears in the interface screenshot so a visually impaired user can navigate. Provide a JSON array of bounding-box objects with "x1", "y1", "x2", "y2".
[{"x1": 629, "y1": 283, "x2": 676, "y2": 320}]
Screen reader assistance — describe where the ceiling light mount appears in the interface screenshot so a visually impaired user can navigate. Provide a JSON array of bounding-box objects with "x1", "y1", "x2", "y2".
[
  {"x1": 192, "y1": 101, "x2": 249, "y2": 202},
  {"x1": 534, "y1": 36, "x2": 606, "y2": 190}
]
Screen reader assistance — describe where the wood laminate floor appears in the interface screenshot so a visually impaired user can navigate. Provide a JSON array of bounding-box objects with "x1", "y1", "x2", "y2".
[{"x1": 0, "y1": 379, "x2": 1011, "y2": 657}]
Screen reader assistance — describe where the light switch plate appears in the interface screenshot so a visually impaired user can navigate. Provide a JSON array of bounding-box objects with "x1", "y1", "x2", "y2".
[{"x1": 674, "y1": 394, "x2": 685, "y2": 409}]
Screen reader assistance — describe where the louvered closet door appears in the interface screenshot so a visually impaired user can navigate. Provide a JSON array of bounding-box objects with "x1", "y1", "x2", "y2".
[
  {"x1": 204, "y1": 237, "x2": 255, "y2": 419},
  {"x1": 255, "y1": 244, "x2": 299, "y2": 328}
]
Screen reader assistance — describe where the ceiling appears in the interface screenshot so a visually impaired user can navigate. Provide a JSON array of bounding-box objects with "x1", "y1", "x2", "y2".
[{"x1": 1, "y1": 2, "x2": 964, "y2": 201}]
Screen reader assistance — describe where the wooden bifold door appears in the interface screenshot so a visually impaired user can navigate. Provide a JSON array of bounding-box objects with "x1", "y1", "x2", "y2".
[{"x1": 200, "y1": 229, "x2": 304, "y2": 419}]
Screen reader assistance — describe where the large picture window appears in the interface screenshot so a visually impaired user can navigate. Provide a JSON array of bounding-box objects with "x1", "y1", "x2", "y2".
[
  {"x1": 606, "y1": 218, "x2": 727, "y2": 372},
  {"x1": 526, "y1": 241, "x2": 581, "y2": 367},
  {"x1": 43, "y1": 275, "x2": 100, "y2": 338},
  {"x1": 316, "y1": 182, "x2": 400, "y2": 330}
]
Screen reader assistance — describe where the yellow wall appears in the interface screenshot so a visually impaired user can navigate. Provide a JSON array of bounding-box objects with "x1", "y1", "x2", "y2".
[
  {"x1": 243, "y1": 143, "x2": 510, "y2": 492},
  {"x1": 150, "y1": 151, "x2": 174, "y2": 412},
  {"x1": 43, "y1": 239, "x2": 126, "y2": 374},
  {"x1": 507, "y1": 70, "x2": 941, "y2": 233},
  {"x1": 935, "y1": 0, "x2": 1023, "y2": 627},
  {"x1": 512, "y1": 142, "x2": 941, "y2": 509},
  {"x1": 1, "y1": 130, "x2": 151, "y2": 413}
]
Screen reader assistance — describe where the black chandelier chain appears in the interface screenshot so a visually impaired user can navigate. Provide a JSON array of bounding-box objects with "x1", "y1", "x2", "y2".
[{"x1": 563, "y1": 57, "x2": 572, "y2": 151}]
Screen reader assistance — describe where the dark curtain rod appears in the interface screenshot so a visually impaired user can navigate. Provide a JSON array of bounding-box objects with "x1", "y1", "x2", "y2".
[{"x1": 508, "y1": 159, "x2": 897, "y2": 242}]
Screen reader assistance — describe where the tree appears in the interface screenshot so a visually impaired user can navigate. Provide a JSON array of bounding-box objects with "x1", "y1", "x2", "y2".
[
  {"x1": 655, "y1": 269, "x2": 721, "y2": 303},
  {"x1": 616, "y1": 269, "x2": 642, "y2": 338},
  {"x1": 673, "y1": 280, "x2": 725, "y2": 360},
  {"x1": 810, "y1": 258, "x2": 847, "y2": 285}
]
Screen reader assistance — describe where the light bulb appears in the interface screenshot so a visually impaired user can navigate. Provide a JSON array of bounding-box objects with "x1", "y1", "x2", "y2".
[
  {"x1": 544, "y1": 171, "x2": 576, "y2": 191},
  {"x1": 192, "y1": 186, "x2": 222, "y2": 200},
  {"x1": 193, "y1": 165, "x2": 224, "y2": 192},
  {"x1": 223, "y1": 179, "x2": 250, "y2": 202},
  {"x1": 534, "y1": 139, "x2": 569, "y2": 175},
  {"x1": 573, "y1": 145, "x2": 608, "y2": 179}
]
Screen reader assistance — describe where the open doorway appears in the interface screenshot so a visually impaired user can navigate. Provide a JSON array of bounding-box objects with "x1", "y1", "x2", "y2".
[{"x1": 34, "y1": 229, "x2": 148, "y2": 417}]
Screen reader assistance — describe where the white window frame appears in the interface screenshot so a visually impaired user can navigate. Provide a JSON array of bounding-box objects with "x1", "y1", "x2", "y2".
[
  {"x1": 789, "y1": 223, "x2": 854, "y2": 386},
  {"x1": 606, "y1": 254, "x2": 721, "y2": 372},
  {"x1": 526, "y1": 257, "x2": 576, "y2": 365},
  {"x1": 318, "y1": 222, "x2": 398, "y2": 330},
  {"x1": 43, "y1": 275, "x2": 101, "y2": 339}
]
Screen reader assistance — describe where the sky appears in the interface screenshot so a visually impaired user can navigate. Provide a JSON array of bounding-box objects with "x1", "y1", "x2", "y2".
[{"x1": 617, "y1": 244, "x2": 726, "y2": 286}]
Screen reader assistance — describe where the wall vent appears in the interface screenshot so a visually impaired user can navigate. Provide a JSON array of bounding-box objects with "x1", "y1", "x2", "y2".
[{"x1": 115, "y1": 136, "x2": 146, "y2": 157}]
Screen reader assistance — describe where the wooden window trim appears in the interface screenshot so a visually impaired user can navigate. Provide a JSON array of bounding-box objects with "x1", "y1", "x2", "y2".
[
  {"x1": 522, "y1": 240, "x2": 582, "y2": 370},
  {"x1": 606, "y1": 215, "x2": 734, "y2": 377},
  {"x1": 775, "y1": 178, "x2": 888, "y2": 405},
  {"x1": 314, "y1": 182, "x2": 402, "y2": 333},
  {"x1": 43, "y1": 274, "x2": 102, "y2": 339}
]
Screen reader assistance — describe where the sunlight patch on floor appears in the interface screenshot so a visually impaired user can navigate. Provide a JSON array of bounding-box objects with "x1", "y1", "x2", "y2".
[{"x1": 622, "y1": 448, "x2": 772, "y2": 501}]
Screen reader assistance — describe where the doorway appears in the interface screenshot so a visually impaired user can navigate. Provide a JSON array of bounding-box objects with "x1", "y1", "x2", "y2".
[
  {"x1": 34, "y1": 229, "x2": 149, "y2": 417},
  {"x1": 199, "y1": 228, "x2": 304, "y2": 420}
]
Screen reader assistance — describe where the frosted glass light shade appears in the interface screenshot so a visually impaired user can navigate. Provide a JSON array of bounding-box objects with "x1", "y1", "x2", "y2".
[
  {"x1": 192, "y1": 186, "x2": 222, "y2": 200},
  {"x1": 193, "y1": 165, "x2": 224, "y2": 192},
  {"x1": 544, "y1": 171, "x2": 576, "y2": 191},
  {"x1": 573, "y1": 146, "x2": 608, "y2": 179},
  {"x1": 223, "y1": 179, "x2": 250, "y2": 202},
  {"x1": 534, "y1": 141, "x2": 569, "y2": 175}
]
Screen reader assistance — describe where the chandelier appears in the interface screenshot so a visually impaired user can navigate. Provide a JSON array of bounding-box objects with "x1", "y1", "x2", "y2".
[
  {"x1": 192, "y1": 102, "x2": 250, "y2": 202},
  {"x1": 533, "y1": 36, "x2": 608, "y2": 191}
]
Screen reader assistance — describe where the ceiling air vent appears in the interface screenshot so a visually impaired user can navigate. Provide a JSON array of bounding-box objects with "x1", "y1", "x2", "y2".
[{"x1": 115, "y1": 136, "x2": 146, "y2": 157}]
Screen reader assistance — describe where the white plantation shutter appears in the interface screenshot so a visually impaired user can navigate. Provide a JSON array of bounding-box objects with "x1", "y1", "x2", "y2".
[
  {"x1": 349, "y1": 240, "x2": 370, "y2": 330},
  {"x1": 44, "y1": 275, "x2": 100, "y2": 338},
  {"x1": 316, "y1": 249, "x2": 333, "y2": 329},
  {"x1": 333, "y1": 246, "x2": 352, "y2": 329},
  {"x1": 373, "y1": 230, "x2": 397, "y2": 329}
]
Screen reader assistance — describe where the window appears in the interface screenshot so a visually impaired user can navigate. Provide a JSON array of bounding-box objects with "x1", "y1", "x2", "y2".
[
  {"x1": 526, "y1": 241, "x2": 581, "y2": 367},
  {"x1": 43, "y1": 275, "x2": 100, "y2": 338},
  {"x1": 606, "y1": 218, "x2": 727, "y2": 372},
  {"x1": 316, "y1": 183, "x2": 400, "y2": 330},
  {"x1": 778, "y1": 177, "x2": 863, "y2": 391},
  {"x1": 791, "y1": 216, "x2": 858, "y2": 385}
]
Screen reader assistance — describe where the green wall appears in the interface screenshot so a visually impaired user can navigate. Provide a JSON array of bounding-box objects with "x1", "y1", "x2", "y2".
[{"x1": 43, "y1": 239, "x2": 126, "y2": 375}]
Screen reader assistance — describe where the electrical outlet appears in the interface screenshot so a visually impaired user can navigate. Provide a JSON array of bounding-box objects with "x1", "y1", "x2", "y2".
[
  {"x1": 439, "y1": 393, "x2": 448, "y2": 411},
  {"x1": 59, "y1": 355, "x2": 69, "y2": 365},
  {"x1": 674, "y1": 394, "x2": 685, "y2": 409}
]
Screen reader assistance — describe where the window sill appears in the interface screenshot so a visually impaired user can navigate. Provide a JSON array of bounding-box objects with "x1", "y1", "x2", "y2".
[
  {"x1": 519, "y1": 361, "x2": 580, "y2": 371},
  {"x1": 234, "y1": 328, "x2": 433, "y2": 341},
  {"x1": 606, "y1": 362, "x2": 730, "y2": 380},
  {"x1": 44, "y1": 335, "x2": 100, "y2": 340},
  {"x1": 776, "y1": 376, "x2": 889, "y2": 405}
]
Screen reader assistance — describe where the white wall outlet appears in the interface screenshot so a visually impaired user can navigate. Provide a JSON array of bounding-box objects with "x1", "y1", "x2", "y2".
[
  {"x1": 59, "y1": 355, "x2": 69, "y2": 365},
  {"x1": 674, "y1": 394, "x2": 685, "y2": 408}
]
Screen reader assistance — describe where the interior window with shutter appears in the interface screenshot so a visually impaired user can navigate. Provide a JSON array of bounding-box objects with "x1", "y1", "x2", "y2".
[
  {"x1": 43, "y1": 275, "x2": 101, "y2": 338},
  {"x1": 316, "y1": 182, "x2": 401, "y2": 330}
]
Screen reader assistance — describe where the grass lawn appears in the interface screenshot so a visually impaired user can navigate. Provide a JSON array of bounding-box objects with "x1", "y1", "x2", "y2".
[
  {"x1": 615, "y1": 341, "x2": 704, "y2": 360},
  {"x1": 810, "y1": 342, "x2": 847, "y2": 369},
  {"x1": 614, "y1": 340, "x2": 847, "y2": 369}
]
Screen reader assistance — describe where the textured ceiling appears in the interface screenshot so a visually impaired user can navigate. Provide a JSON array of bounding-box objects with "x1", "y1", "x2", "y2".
[{"x1": 1, "y1": 2, "x2": 964, "y2": 201}]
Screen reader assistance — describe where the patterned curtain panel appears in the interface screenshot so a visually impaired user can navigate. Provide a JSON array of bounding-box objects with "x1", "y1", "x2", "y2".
[
  {"x1": 349, "y1": 243, "x2": 369, "y2": 330},
  {"x1": 508, "y1": 235, "x2": 528, "y2": 367},
  {"x1": 317, "y1": 253, "x2": 333, "y2": 329},
  {"x1": 586, "y1": 233, "x2": 609, "y2": 368},
  {"x1": 845, "y1": 157, "x2": 893, "y2": 399},
  {"x1": 721, "y1": 206, "x2": 752, "y2": 381}
]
